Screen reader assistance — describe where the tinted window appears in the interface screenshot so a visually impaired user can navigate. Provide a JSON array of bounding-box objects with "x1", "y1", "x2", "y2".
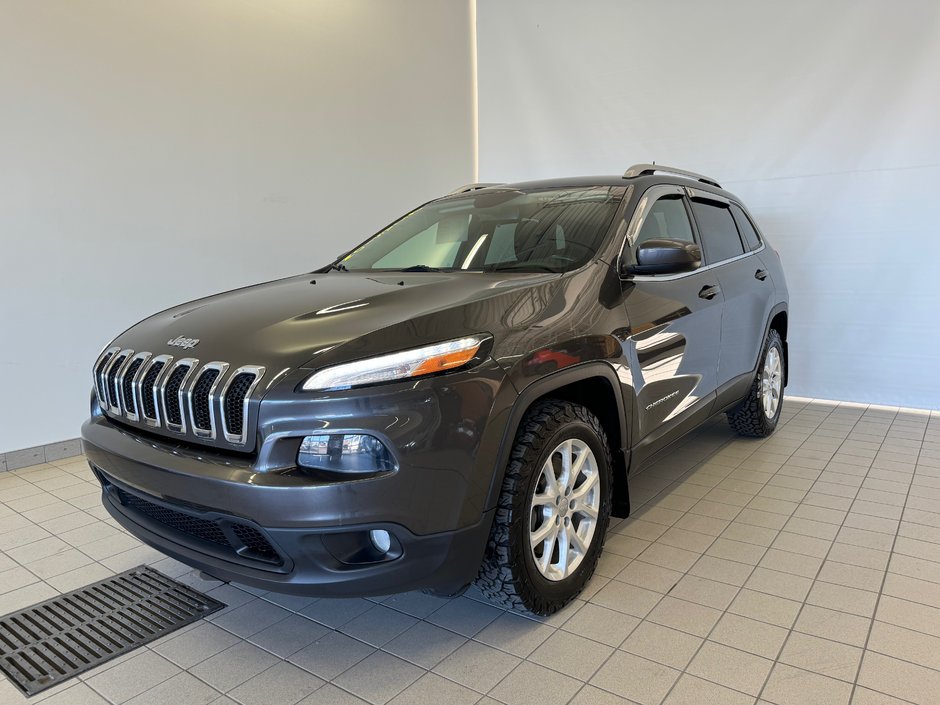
[
  {"x1": 690, "y1": 200, "x2": 745, "y2": 263},
  {"x1": 483, "y1": 223, "x2": 518, "y2": 264},
  {"x1": 635, "y1": 196, "x2": 694, "y2": 248},
  {"x1": 341, "y1": 186, "x2": 624, "y2": 273},
  {"x1": 373, "y1": 218, "x2": 466, "y2": 268},
  {"x1": 730, "y1": 204, "x2": 762, "y2": 251}
]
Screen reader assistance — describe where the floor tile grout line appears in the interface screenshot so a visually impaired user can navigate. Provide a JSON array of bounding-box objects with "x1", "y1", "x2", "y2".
[
  {"x1": 143, "y1": 616, "x2": 340, "y2": 705},
  {"x1": 660, "y1": 401, "x2": 851, "y2": 705},
  {"x1": 198, "y1": 583, "x2": 549, "y2": 703},
  {"x1": 749, "y1": 401, "x2": 887, "y2": 702},
  {"x1": 79, "y1": 645, "x2": 215, "y2": 705},
  {"x1": 846, "y1": 411, "x2": 926, "y2": 705},
  {"x1": 569, "y1": 403, "x2": 840, "y2": 703},
  {"x1": 0, "y1": 470, "x2": 109, "y2": 569}
]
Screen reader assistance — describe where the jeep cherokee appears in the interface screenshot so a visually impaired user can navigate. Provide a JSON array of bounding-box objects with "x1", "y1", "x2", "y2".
[{"x1": 82, "y1": 163, "x2": 789, "y2": 614}]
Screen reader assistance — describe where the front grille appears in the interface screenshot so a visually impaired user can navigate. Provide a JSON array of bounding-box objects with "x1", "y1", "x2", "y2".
[
  {"x1": 111, "y1": 486, "x2": 282, "y2": 567},
  {"x1": 120, "y1": 357, "x2": 145, "y2": 416},
  {"x1": 191, "y1": 368, "x2": 221, "y2": 432},
  {"x1": 95, "y1": 351, "x2": 115, "y2": 403},
  {"x1": 106, "y1": 354, "x2": 127, "y2": 409},
  {"x1": 93, "y1": 351, "x2": 265, "y2": 447},
  {"x1": 163, "y1": 364, "x2": 191, "y2": 427},
  {"x1": 140, "y1": 360, "x2": 166, "y2": 421},
  {"x1": 224, "y1": 372, "x2": 257, "y2": 438}
]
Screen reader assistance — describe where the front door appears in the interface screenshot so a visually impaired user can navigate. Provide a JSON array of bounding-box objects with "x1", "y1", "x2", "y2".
[{"x1": 619, "y1": 185, "x2": 724, "y2": 449}]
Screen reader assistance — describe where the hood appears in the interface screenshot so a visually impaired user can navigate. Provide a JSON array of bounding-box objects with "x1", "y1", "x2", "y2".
[{"x1": 110, "y1": 271, "x2": 558, "y2": 370}]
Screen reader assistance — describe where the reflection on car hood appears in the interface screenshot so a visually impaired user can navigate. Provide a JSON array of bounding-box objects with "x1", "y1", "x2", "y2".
[{"x1": 110, "y1": 271, "x2": 557, "y2": 370}]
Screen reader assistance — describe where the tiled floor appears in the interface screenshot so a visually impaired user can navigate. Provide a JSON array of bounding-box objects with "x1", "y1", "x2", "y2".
[{"x1": 1, "y1": 398, "x2": 939, "y2": 705}]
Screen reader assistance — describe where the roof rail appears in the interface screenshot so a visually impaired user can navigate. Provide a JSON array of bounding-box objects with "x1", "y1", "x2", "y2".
[
  {"x1": 623, "y1": 163, "x2": 721, "y2": 189},
  {"x1": 447, "y1": 182, "x2": 502, "y2": 195}
]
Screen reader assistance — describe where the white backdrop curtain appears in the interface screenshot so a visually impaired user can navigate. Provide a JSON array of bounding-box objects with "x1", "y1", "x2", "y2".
[{"x1": 477, "y1": 0, "x2": 940, "y2": 408}]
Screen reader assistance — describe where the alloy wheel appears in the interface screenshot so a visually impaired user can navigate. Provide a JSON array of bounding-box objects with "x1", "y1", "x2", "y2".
[
  {"x1": 528, "y1": 438, "x2": 601, "y2": 581},
  {"x1": 761, "y1": 345, "x2": 783, "y2": 419}
]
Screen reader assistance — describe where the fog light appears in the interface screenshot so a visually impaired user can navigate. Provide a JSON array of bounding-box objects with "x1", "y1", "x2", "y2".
[
  {"x1": 298, "y1": 433, "x2": 395, "y2": 474},
  {"x1": 369, "y1": 529, "x2": 392, "y2": 553}
]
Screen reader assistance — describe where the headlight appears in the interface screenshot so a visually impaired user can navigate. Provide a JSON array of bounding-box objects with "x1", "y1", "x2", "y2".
[{"x1": 301, "y1": 335, "x2": 487, "y2": 391}]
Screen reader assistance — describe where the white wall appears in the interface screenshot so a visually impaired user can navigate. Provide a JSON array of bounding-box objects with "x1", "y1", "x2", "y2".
[
  {"x1": 477, "y1": 0, "x2": 940, "y2": 409},
  {"x1": 0, "y1": 0, "x2": 474, "y2": 453}
]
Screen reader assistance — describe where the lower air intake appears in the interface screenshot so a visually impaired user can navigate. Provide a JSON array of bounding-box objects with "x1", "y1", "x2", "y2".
[{"x1": 111, "y1": 484, "x2": 282, "y2": 567}]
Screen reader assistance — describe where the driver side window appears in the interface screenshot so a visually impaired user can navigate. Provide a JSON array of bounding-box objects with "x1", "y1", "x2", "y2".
[{"x1": 634, "y1": 196, "x2": 695, "y2": 250}]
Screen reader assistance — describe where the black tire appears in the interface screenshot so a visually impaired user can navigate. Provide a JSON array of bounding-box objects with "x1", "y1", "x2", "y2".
[
  {"x1": 475, "y1": 399, "x2": 612, "y2": 615},
  {"x1": 727, "y1": 328, "x2": 785, "y2": 437}
]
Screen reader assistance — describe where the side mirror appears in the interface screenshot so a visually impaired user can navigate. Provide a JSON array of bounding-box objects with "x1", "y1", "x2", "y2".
[{"x1": 623, "y1": 239, "x2": 702, "y2": 276}]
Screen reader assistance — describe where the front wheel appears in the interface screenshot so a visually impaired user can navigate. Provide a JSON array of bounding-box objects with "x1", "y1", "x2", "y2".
[
  {"x1": 475, "y1": 399, "x2": 612, "y2": 615},
  {"x1": 727, "y1": 328, "x2": 785, "y2": 437}
]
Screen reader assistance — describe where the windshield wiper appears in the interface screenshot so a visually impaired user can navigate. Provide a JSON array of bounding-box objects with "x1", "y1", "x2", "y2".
[
  {"x1": 327, "y1": 262, "x2": 349, "y2": 272},
  {"x1": 397, "y1": 265, "x2": 446, "y2": 272},
  {"x1": 487, "y1": 263, "x2": 563, "y2": 273}
]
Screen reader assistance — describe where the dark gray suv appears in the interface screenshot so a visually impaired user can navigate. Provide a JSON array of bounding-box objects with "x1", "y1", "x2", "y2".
[{"x1": 83, "y1": 164, "x2": 789, "y2": 614}]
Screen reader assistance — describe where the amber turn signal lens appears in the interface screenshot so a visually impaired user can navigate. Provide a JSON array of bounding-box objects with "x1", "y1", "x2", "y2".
[{"x1": 411, "y1": 344, "x2": 482, "y2": 377}]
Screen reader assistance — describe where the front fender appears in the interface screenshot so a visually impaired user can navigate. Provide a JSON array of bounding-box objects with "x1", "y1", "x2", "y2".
[{"x1": 483, "y1": 361, "x2": 632, "y2": 516}]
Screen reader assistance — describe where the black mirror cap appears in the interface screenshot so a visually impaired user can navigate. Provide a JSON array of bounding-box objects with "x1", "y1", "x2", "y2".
[{"x1": 623, "y1": 239, "x2": 702, "y2": 276}]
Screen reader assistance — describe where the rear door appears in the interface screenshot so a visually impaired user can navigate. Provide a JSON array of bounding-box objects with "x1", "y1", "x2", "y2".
[
  {"x1": 619, "y1": 185, "x2": 724, "y2": 446},
  {"x1": 688, "y1": 191, "x2": 773, "y2": 399}
]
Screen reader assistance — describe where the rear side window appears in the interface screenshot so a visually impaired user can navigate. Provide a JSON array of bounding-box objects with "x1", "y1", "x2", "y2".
[
  {"x1": 730, "y1": 204, "x2": 762, "y2": 251},
  {"x1": 690, "y1": 200, "x2": 745, "y2": 263},
  {"x1": 635, "y1": 196, "x2": 694, "y2": 248}
]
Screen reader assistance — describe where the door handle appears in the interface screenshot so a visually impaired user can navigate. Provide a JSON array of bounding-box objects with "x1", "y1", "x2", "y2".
[
  {"x1": 698, "y1": 284, "x2": 720, "y2": 300},
  {"x1": 755, "y1": 269, "x2": 768, "y2": 281}
]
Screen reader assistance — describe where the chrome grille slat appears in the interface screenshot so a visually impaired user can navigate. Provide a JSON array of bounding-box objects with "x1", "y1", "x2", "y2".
[
  {"x1": 187, "y1": 363, "x2": 228, "y2": 440},
  {"x1": 105, "y1": 351, "x2": 132, "y2": 414},
  {"x1": 139, "y1": 356, "x2": 172, "y2": 427},
  {"x1": 119, "y1": 353, "x2": 151, "y2": 422},
  {"x1": 121, "y1": 359, "x2": 144, "y2": 414},
  {"x1": 161, "y1": 360, "x2": 197, "y2": 433},
  {"x1": 220, "y1": 366, "x2": 266, "y2": 446},
  {"x1": 93, "y1": 347, "x2": 121, "y2": 408},
  {"x1": 93, "y1": 352, "x2": 265, "y2": 448}
]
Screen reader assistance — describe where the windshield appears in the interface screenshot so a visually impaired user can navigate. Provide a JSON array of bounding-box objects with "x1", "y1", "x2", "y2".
[{"x1": 338, "y1": 186, "x2": 625, "y2": 273}]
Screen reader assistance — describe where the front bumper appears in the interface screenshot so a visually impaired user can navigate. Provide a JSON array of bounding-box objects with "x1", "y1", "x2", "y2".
[{"x1": 82, "y1": 411, "x2": 496, "y2": 596}]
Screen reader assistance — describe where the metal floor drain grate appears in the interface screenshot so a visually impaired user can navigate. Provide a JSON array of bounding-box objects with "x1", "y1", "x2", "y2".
[{"x1": 0, "y1": 565, "x2": 225, "y2": 697}]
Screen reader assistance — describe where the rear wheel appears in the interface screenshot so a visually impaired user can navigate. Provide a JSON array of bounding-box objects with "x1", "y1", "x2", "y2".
[
  {"x1": 728, "y1": 328, "x2": 785, "y2": 437},
  {"x1": 475, "y1": 399, "x2": 612, "y2": 615}
]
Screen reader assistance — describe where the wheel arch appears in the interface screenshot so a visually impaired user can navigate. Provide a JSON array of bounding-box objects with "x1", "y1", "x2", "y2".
[
  {"x1": 487, "y1": 363, "x2": 632, "y2": 518},
  {"x1": 767, "y1": 306, "x2": 788, "y2": 386}
]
